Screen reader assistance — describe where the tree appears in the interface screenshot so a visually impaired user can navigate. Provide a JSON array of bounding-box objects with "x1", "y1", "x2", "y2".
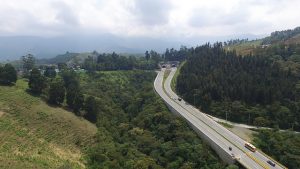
[
  {"x1": 253, "y1": 117, "x2": 270, "y2": 127},
  {"x1": 44, "y1": 66, "x2": 57, "y2": 78},
  {"x1": 28, "y1": 68, "x2": 47, "y2": 94},
  {"x1": 73, "y1": 92, "x2": 84, "y2": 115},
  {"x1": 48, "y1": 78, "x2": 65, "y2": 105},
  {"x1": 84, "y1": 96, "x2": 98, "y2": 122},
  {"x1": 145, "y1": 51, "x2": 150, "y2": 61},
  {"x1": 22, "y1": 54, "x2": 35, "y2": 75},
  {"x1": 61, "y1": 70, "x2": 79, "y2": 89},
  {"x1": 83, "y1": 56, "x2": 96, "y2": 73},
  {"x1": 57, "y1": 63, "x2": 68, "y2": 71},
  {"x1": 66, "y1": 83, "x2": 78, "y2": 108},
  {"x1": 0, "y1": 64, "x2": 17, "y2": 85},
  {"x1": 150, "y1": 50, "x2": 161, "y2": 63}
]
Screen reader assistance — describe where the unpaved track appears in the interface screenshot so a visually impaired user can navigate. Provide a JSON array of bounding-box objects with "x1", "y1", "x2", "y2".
[{"x1": 0, "y1": 111, "x2": 4, "y2": 118}]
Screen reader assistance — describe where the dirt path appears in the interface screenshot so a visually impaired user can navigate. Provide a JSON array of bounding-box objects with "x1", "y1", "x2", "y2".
[
  {"x1": 227, "y1": 125, "x2": 257, "y2": 142},
  {"x1": 0, "y1": 111, "x2": 4, "y2": 118}
]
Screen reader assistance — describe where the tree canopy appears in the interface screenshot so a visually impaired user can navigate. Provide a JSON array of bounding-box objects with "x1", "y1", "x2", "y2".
[
  {"x1": 0, "y1": 64, "x2": 17, "y2": 85},
  {"x1": 176, "y1": 43, "x2": 300, "y2": 130}
]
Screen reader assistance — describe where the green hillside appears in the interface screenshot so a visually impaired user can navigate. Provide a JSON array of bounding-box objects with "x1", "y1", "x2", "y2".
[
  {"x1": 224, "y1": 39, "x2": 262, "y2": 56},
  {"x1": 78, "y1": 71, "x2": 228, "y2": 169},
  {"x1": 0, "y1": 79, "x2": 97, "y2": 169},
  {"x1": 226, "y1": 26, "x2": 300, "y2": 55}
]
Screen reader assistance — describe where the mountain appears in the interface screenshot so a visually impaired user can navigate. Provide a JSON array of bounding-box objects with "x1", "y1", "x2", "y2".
[{"x1": 0, "y1": 34, "x2": 183, "y2": 61}]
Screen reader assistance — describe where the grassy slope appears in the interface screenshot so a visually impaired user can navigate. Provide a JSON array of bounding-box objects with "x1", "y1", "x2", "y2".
[
  {"x1": 171, "y1": 61, "x2": 186, "y2": 92},
  {"x1": 225, "y1": 33, "x2": 300, "y2": 56},
  {"x1": 224, "y1": 40, "x2": 262, "y2": 56},
  {"x1": 0, "y1": 79, "x2": 97, "y2": 169}
]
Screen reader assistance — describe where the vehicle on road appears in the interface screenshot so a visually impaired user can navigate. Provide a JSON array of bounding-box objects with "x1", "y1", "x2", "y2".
[
  {"x1": 178, "y1": 98, "x2": 182, "y2": 101},
  {"x1": 229, "y1": 147, "x2": 232, "y2": 151},
  {"x1": 245, "y1": 142, "x2": 256, "y2": 152},
  {"x1": 267, "y1": 160, "x2": 276, "y2": 167}
]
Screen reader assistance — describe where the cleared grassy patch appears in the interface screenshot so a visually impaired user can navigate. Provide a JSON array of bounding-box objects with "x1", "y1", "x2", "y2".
[
  {"x1": 225, "y1": 40, "x2": 262, "y2": 56},
  {"x1": 0, "y1": 79, "x2": 97, "y2": 169},
  {"x1": 171, "y1": 61, "x2": 186, "y2": 91},
  {"x1": 218, "y1": 122, "x2": 234, "y2": 128}
]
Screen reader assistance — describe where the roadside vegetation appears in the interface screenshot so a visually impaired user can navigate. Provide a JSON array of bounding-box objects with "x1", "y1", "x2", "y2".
[
  {"x1": 171, "y1": 61, "x2": 185, "y2": 91},
  {"x1": 253, "y1": 129, "x2": 300, "y2": 169}
]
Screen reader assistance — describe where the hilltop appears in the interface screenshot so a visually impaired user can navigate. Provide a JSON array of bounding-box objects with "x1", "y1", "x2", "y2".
[{"x1": 225, "y1": 26, "x2": 300, "y2": 55}]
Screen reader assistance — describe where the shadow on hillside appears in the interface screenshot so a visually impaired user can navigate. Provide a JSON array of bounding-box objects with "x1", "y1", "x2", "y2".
[
  {"x1": 0, "y1": 82, "x2": 15, "y2": 86},
  {"x1": 25, "y1": 89, "x2": 60, "y2": 108}
]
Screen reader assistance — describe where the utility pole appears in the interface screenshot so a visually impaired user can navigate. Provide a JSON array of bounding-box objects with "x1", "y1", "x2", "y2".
[
  {"x1": 193, "y1": 89, "x2": 199, "y2": 107},
  {"x1": 248, "y1": 113, "x2": 251, "y2": 125}
]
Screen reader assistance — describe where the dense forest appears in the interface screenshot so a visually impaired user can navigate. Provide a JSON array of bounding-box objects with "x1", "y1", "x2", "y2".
[
  {"x1": 176, "y1": 43, "x2": 300, "y2": 130},
  {"x1": 253, "y1": 129, "x2": 300, "y2": 169},
  {"x1": 163, "y1": 46, "x2": 190, "y2": 61},
  {"x1": 82, "y1": 51, "x2": 161, "y2": 72},
  {"x1": 80, "y1": 71, "x2": 229, "y2": 169}
]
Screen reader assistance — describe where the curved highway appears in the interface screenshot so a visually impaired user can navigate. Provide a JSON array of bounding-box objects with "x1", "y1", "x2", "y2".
[{"x1": 154, "y1": 67, "x2": 287, "y2": 169}]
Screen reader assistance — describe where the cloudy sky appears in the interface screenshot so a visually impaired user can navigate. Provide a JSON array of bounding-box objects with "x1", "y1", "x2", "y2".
[{"x1": 0, "y1": 0, "x2": 299, "y2": 40}]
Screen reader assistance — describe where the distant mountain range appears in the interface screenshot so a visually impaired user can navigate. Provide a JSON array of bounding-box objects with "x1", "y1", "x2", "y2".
[
  {"x1": 0, "y1": 34, "x2": 185, "y2": 61},
  {"x1": 2, "y1": 26, "x2": 299, "y2": 62},
  {"x1": 0, "y1": 32, "x2": 266, "y2": 62}
]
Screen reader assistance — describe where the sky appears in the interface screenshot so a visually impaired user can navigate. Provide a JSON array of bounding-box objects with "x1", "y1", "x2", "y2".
[
  {"x1": 0, "y1": 0, "x2": 299, "y2": 39},
  {"x1": 0, "y1": 0, "x2": 300, "y2": 61}
]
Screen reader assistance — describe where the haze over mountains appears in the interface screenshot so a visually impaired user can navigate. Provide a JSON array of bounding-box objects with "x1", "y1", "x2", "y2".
[{"x1": 0, "y1": 33, "x2": 263, "y2": 61}]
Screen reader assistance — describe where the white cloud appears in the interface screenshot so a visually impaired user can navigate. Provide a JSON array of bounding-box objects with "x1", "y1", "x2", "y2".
[{"x1": 0, "y1": 0, "x2": 299, "y2": 39}]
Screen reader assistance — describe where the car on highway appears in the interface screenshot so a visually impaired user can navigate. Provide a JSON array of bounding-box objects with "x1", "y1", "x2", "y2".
[
  {"x1": 267, "y1": 160, "x2": 276, "y2": 167},
  {"x1": 178, "y1": 98, "x2": 182, "y2": 101}
]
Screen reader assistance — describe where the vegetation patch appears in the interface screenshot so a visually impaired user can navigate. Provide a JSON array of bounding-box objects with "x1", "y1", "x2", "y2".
[
  {"x1": 0, "y1": 79, "x2": 97, "y2": 169},
  {"x1": 253, "y1": 129, "x2": 300, "y2": 169},
  {"x1": 81, "y1": 70, "x2": 229, "y2": 169},
  {"x1": 171, "y1": 61, "x2": 185, "y2": 91},
  {"x1": 218, "y1": 122, "x2": 234, "y2": 129}
]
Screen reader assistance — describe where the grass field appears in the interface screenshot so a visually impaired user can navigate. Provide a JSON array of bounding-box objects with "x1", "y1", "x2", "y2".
[
  {"x1": 0, "y1": 79, "x2": 97, "y2": 169},
  {"x1": 225, "y1": 40, "x2": 262, "y2": 56},
  {"x1": 171, "y1": 61, "x2": 186, "y2": 91}
]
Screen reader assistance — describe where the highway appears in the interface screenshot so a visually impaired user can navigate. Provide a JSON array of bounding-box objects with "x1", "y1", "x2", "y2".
[{"x1": 154, "y1": 67, "x2": 287, "y2": 169}]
